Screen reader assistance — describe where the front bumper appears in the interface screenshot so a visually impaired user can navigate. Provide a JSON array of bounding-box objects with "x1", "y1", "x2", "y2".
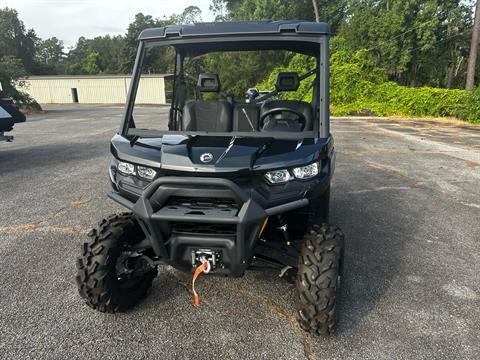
[{"x1": 109, "y1": 177, "x2": 309, "y2": 276}]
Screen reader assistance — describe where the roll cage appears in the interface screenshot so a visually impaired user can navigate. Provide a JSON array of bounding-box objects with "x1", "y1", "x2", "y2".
[{"x1": 120, "y1": 21, "x2": 330, "y2": 140}]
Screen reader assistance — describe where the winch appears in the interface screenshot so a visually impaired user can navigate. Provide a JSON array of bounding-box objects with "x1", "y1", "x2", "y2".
[{"x1": 191, "y1": 249, "x2": 221, "y2": 270}]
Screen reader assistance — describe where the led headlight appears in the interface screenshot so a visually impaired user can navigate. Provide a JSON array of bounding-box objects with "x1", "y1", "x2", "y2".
[
  {"x1": 137, "y1": 166, "x2": 157, "y2": 180},
  {"x1": 293, "y1": 162, "x2": 319, "y2": 179},
  {"x1": 118, "y1": 161, "x2": 135, "y2": 175},
  {"x1": 265, "y1": 169, "x2": 293, "y2": 184}
]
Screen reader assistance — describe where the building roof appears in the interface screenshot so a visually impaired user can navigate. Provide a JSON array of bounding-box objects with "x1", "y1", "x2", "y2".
[
  {"x1": 23, "y1": 74, "x2": 169, "y2": 80},
  {"x1": 138, "y1": 20, "x2": 330, "y2": 41}
]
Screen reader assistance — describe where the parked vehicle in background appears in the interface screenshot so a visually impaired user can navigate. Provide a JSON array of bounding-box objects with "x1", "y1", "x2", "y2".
[{"x1": 0, "y1": 82, "x2": 26, "y2": 142}]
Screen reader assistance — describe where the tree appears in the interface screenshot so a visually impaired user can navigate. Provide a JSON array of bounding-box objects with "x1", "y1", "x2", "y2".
[
  {"x1": 210, "y1": 0, "x2": 232, "y2": 21},
  {"x1": 0, "y1": 55, "x2": 38, "y2": 107},
  {"x1": 36, "y1": 37, "x2": 64, "y2": 65},
  {"x1": 85, "y1": 35, "x2": 124, "y2": 73},
  {"x1": 64, "y1": 35, "x2": 125, "y2": 75},
  {"x1": 171, "y1": 6, "x2": 202, "y2": 24},
  {"x1": 212, "y1": 0, "x2": 347, "y2": 34},
  {"x1": 338, "y1": 0, "x2": 473, "y2": 88},
  {"x1": 0, "y1": 7, "x2": 40, "y2": 107},
  {"x1": 120, "y1": 13, "x2": 173, "y2": 73},
  {"x1": 466, "y1": 0, "x2": 480, "y2": 90},
  {"x1": 82, "y1": 52, "x2": 101, "y2": 74},
  {"x1": 0, "y1": 7, "x2": 38, "y2": 72},
  {"x1": 312, "y1": 0, "x2": 320, "y2": 22},
  {"x1": 120, "y1": 8, "x2": 203, "y2": 74},
  {"x1": 435, "y1": 0, "x2": 472, "y2": 88}
]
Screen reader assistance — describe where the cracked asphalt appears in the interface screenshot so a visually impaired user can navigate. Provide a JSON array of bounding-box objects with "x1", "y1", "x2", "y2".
[{"x1": 1, "y1": 105, "x2": 479, "y2": 359}]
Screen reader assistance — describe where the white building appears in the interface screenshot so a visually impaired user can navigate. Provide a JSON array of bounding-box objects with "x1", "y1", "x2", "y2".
[{"x1": 22, "y1": 74, "x2": 168, "y2": 105}]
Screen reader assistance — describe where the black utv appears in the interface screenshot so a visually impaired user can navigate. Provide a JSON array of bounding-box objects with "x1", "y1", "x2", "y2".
[
  {"x1": 0, "y1": 83, "x2": 26, "y2": 142},
  {"x1": 76, "y1": 20, "x2": 345, "y2": 335}
]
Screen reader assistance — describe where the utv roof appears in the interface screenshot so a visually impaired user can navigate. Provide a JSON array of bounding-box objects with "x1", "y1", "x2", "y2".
[
  {"x1": 138, "y1": 20, "x2": 331, "y2": 41},
  {"x1": 138, "y1": 21, "x2": 330, "y2": 57}
]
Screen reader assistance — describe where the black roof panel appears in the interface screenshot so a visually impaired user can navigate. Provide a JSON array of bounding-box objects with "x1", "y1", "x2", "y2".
[{"x1": 138, "y1": 20, "x2": 330, "y2": 40}]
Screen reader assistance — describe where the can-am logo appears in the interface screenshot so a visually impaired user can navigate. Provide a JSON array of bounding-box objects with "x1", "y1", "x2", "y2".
[{"x1": 200, "y1": 153, "x2": 213, "y2": 163}]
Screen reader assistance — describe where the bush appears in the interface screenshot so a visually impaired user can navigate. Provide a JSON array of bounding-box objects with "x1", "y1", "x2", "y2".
[
  {"x1": 0, "y1": 55, "x2": 42, "y2": 111},
  {"x1": 258, "y1": 50, "x2": 480, "y2": 124}
]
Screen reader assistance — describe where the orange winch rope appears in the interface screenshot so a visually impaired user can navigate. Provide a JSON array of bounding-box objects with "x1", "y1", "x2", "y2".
[{"x1": 192, "y1": 261, "x2": 210, "y2": 306}]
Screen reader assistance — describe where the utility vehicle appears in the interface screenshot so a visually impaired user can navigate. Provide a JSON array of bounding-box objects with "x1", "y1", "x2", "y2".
[
  {"x1": 0, "y1": 82, "x2": 26, "y2": 142},
  {"x1": 76, "y1": 20, "x2": 344, "y2": 335}
]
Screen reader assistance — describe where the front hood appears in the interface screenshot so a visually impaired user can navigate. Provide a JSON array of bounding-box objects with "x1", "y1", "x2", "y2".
[{"x1": 111, "y1": 134, "x2": 330, "y2": 174}]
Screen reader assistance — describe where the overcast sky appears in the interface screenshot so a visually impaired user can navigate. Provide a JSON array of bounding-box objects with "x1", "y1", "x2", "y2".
[{"x1": 2, "y1": 0, "x2": 215, "y2": 48}]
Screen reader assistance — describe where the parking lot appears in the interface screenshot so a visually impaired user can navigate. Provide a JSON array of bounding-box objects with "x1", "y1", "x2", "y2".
[{"x1": 1, "y1": 105, "x2": 479, "y2": 359}]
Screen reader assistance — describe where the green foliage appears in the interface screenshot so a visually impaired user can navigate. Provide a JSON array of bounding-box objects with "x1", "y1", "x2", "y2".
[
  {"x1": 257, "y1": 54, "x2": 316, "y2": 102},
  {"x1": 34, "y1": 37, "x2": 65, "y2": 74},
  {"x1": 331, "y1": 82, "x2": 480, "y2": 123},
  {"x1": 0, "y1": 7, "x2": 38, "y2": 72},
  {"x1": 1, "y1": 1, "x2": 479, "y2": 121},
  {"x1": 330, "y1": 49, "x2": 387, "y2": 104},
  {"x1": 170, "y1": 5, "x2": 202, "y2": 24},
  {"x1": 121, "y1": 13, "x2": 162, "y2": 73},
  {"x1": 260, "y1": 49, "x2": 480, "y2": 123},
  {"x1": 36, "y1": 37, "x2": 64, "y2": 65},
  {"x1": 0, "y1": 8, "x2": 40, "y2": 109},
  {"x1": 64, "y1": 35, "x2": 124, "y2": 75},
  {"x1": 120, "y1": 8, "x2": 201, "y2": 74},
  {"x1": 82, "y1": 52, "x2": 101, "y2": 74},
  {"x1": 0, "y1": 56, "x2": 41, "y2": 110},
  {"x1": 328, "y1": 49, "x2": 480, "y2": 122},
  {"x1": 187, "y1": 50, "x2": 292, "y2": 98},
  {"x1": 337, "y1": 0, "x2": 473, "y2": 88},
  {"x1": 221, "y1": 0, "x2": 347, "y2": 32}
]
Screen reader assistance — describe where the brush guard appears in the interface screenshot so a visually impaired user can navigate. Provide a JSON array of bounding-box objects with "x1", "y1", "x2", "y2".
[{"x1": 109, "y1": 177, "x2": 308, "y2": 276}]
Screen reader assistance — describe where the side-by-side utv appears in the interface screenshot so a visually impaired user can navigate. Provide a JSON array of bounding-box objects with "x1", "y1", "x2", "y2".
[
  {"x1": 0, "y1": 83, "x2": 26, "y2": 142},
  {"x1": 76, "y1": 20, "x2": 345, "y2": 335}
]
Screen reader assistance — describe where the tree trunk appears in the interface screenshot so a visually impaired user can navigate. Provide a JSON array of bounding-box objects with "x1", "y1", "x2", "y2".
[
  {"x1": 466, "y1": 0, "x2": 480, "y2": 90},
  {"x1": 446, "y1": 66, "x2": 454, "y2": 89},
  {"x1": 312, "y1": 0, "x2": 320, "y2": 22}
]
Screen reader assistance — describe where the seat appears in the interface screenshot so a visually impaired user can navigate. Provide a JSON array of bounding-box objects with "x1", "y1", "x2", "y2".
[
  {"x1": 260, "y1": 100, "x2": 313, "y2": 131},
  {"x1": 183, "y1": 100, "x2": 233, "y2": 132},
  {"x1": 182, "y1": 73, "x2": 233, "y2": 132},
  {"x1": 233, "y1": 103, "x2": 259, "y2": 131}
]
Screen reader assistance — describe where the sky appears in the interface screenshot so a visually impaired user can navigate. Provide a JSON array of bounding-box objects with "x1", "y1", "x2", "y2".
[{"x1": 2, "y1": 0, "x2": 215, "y2": 48}]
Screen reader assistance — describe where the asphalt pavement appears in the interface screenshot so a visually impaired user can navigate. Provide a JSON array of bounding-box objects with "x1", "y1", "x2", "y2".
[{"x1": 0, "y1": 105, "x2": 479, "y2": 359}]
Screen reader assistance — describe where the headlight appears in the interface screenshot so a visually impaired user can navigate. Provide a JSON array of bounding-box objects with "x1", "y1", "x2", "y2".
[
  {"x1": 117, "y1": 161, "x2": 157, "y2": 180},
  {"x1": 265, "y1": 169, "x2": 293, "y2": 184},
  {"x1": 118, "y1": 161, "x2": 135, "y2": 175},
  {"x1": 293, "y1": 162, "x2": 319, "y2": 179},
  {"x1": 137, "y1": 166, "x2": 157, "y2": 180}
]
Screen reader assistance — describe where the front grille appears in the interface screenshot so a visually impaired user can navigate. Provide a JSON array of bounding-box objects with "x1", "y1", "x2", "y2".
[
  {"x1": 167, "y1": 197, "x2": 239, "y2": 210},
  {"x1": 171, "y1": 222, "x2": 236, "y2": 235},
  {"x1": 158, "y1": 197, "x2": 239, "y2": 218}
]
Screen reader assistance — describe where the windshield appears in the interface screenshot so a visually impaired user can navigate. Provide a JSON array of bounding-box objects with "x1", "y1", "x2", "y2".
[{"x1": 123, "y1": 39, "x2": 326, "y2": 139}]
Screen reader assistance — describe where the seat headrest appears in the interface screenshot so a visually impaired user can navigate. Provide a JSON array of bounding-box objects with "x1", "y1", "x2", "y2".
[
  {"x1": 197, "y1": 73, "x2": 220, "y2": 92},
  {"x1": 275, "y1": 72, "x2": 300, "y2": 92}
]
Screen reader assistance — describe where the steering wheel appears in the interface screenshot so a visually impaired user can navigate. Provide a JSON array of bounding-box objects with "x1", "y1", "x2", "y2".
[{"x1": 259, "y1": 107, "x2": 307, "y2": 131}]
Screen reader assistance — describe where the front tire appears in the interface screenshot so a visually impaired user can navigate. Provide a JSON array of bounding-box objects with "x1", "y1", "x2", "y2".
[
  {"x1": 296, "y1": 224, "x2": 344, "y2": 335},
  {"x1": 76, "y1": 213, "x2": 157, "y2": 313}
]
